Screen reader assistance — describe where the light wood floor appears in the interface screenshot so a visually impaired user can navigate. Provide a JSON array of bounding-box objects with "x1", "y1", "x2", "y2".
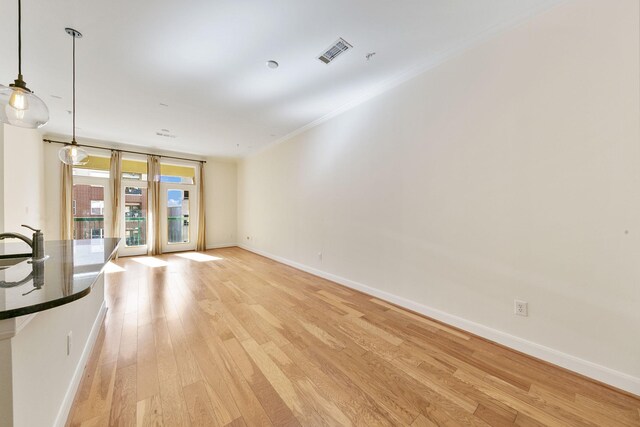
[{"x1": 66, "y1": 247, "x2": 640, "y2": 426}]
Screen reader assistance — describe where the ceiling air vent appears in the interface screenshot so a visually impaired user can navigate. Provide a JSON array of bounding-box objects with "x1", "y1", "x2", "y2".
[
  {"x1": 156, "y1": 131, "x2": 177, "y2": 138},
  {"x1": 318, "y1": 38, "x2": 352, "y2": 64}
]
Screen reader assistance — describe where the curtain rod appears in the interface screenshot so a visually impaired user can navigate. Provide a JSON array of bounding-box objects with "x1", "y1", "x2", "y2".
[{"x1": 43, "y1": 139, "x2": 206, "y2": 164}]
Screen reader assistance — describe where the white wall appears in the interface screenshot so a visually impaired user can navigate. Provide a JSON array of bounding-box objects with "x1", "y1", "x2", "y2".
[
  {"x1": 204, "y1": 159, "x2": 237, "y2": 248},
  {"x1": 0, "y1": 125, "x2": 46, "y2": 426},
  {"x1": 11, "y1": 277, "x2": 106, "y2": 427},
  {"x1": 238, "y1": 0, "x2": 640, "y2": 394},
  {"x1": 43, "y1": 142, "x2": 63, "y2": 239},
  {"x1": 0, "y1": 125, "x2": 45, "y2": 234},
  {"x1": 0, "y1": 127, "x2": 4, "y2": 232},
  {"x1": 0, "y1": 128, "x2": 106, "y2": 427}
]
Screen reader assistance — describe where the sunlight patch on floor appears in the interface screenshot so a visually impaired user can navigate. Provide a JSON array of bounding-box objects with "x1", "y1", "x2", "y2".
[
  {"x1": 104, "y1": 261, "x2": 126, "y2": 273},
  {"x1": 175, "y1": 252, "x2": 223, "y2": 262},
  {"x1": 131, "y1": 257, "x2": 169, "y2": 268}
]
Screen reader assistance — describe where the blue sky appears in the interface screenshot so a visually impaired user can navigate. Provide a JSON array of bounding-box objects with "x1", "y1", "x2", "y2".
[{"x1": 168, "y1": 189, "x2": 183, "y2": 208}]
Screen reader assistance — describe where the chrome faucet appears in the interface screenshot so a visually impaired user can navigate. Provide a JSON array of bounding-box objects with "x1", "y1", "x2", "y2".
[{"x1": 0, "y1": 224, "x2": 45, "y2": 261}]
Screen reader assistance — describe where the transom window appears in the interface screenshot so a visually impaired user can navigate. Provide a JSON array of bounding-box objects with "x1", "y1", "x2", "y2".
[
  {"x1": 72, "y1": 155, "x2": 195, "y2": 185},
  {"x1": 73, "y1": 155, "x2": 110, "y2": 178}
]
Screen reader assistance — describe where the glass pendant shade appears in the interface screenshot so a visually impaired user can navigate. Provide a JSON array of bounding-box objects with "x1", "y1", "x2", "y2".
[
  {"x1": 58, "y1": 144, "x2": 89, "y2": 166},
  {"x1": 0, "y1": 84, "x2": 49, "y2": 128}
]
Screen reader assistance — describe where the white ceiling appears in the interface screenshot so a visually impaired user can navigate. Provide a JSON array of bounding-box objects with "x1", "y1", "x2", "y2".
[{"x1": 0, "y1": 0, "x2": 562, "y2": 158}]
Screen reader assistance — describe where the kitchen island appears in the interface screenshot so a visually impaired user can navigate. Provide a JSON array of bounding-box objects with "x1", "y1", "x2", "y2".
[{"x1": 0, "y1": 238, "x2": 119, "y2": 427}]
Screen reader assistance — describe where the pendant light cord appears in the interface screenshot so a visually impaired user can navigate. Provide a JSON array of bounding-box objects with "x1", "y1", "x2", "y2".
[
  {"x1": 72, "y1": 33, "x2": 76, "y2": 144},
  {"x1": 17, "y1": 0, "x2": 22, "y2": 78},
  {"x1": 11, "y1": 0, "x2": 29, "y2": 91}
]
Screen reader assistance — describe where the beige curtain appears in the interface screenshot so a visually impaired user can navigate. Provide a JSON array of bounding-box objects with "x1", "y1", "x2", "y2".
[
  {"x1": 61, "y1": 242, "x2": 74, "y2": 296},
  {"x1": 147, "y1": 155, "x2": 162, "y2": 255},
  {"x1": 109, "y1": 150, "x2": 122, "y2": 238},
  {"x1": 60, "y1": 162, "x2": 73, "y2": 240},
  {"x1": 196, "y1": 161, "x2": 206, "y2": 251}
]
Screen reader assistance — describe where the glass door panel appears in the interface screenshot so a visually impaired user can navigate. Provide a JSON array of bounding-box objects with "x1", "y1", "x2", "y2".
[
  {"x1": 160, "y1": 183, "x2": 196, "y2": 253},
  {"x1": 167, "y1": 189, "x2": 190, "y2": 244},
  {"x1": 72, "y1": 183, "x2": 107, "y2": 240},
  {"x1": 120, "y1": 183, "x2": 148, "y2": 256},
  {"x1": 125, "y1": 186, "x2": 147, "y2": 247}
]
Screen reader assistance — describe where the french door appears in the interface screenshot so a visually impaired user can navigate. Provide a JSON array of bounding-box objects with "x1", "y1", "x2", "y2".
[
  {"x1": 72, "y1": 176, "x2": 112, "y2": 241},
  {"x1": 160, "y1": 182, "x2": 197, "y2": 253},
  {"x1": 119, "y1": 180, "x2": 148, "y2": 256}
]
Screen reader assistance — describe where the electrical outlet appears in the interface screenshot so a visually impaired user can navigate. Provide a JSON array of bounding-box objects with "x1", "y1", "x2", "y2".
[
  {"x1": 514, "y1": 300, "x2": 528, "y2": 317},
  {"x1": 67, "y1": 331, "x2": 73, "y2": 356}
]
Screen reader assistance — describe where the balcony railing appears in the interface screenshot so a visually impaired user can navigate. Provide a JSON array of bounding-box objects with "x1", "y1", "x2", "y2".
[
  {"x1": 168, "y1": 216, "x2": 189, "y2": 244},
  {"x1": 74, "y1": 217, "x2": 147, "y2": 247},
  {"x1": 73, "y1": 217, "x2": 105, "y2": 240},
  {"x1": 125, "y1": 217, "x2": 146, "y2": 247}
]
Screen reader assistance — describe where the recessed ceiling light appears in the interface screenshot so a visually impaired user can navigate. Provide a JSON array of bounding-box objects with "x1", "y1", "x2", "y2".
[{"x1": 266, "y1": 60, "x2": 279, "y2": 69}]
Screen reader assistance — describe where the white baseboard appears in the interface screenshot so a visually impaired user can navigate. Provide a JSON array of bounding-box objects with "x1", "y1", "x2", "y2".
[
  {"x1": 239, "y1": 244, "x2": 640, "y2": 397},
  {"x1": 206, "y1": 242, "x2": 238, "y2": 250},
  {"x1": 54, "y1": 300, "x2": 108, "y2": 427}
]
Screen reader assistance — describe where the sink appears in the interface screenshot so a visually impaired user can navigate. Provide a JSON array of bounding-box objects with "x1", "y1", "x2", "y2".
[{"x1": 0, "y1": 255, "x2": 31, "y2": 270}]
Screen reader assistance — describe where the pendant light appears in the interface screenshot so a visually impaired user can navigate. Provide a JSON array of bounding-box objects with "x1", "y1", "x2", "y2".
[
  {"x1": 58, "y1": 28, "x2": 88, "y2": 166},
  {"x1": 0, "y1": 0, "x2": 49, "y2": 128}
]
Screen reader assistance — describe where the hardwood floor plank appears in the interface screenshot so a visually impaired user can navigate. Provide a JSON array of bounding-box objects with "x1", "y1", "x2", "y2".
[
  {"x1": 575, "y1": 394, "x2": 640, "y2": 425},
  {"x1": 514, "y1": 412, "x2": 548, "y2": 427},
  {"x1": 261, "y1": 341, "x2": 353, "y2": 426},
  {"x1": 370, "y1": 298, "x2": 470, "y2": 341},
  {"x1": 224, "y1": 417, "x2": 248, "y2": 427},
  {"x1": 152, "y1": 317, "x2": 179, "y2": 382},
  {"x1": 411, "y1": 414, "x2": 439, "y2": 427},
  {"x1": 118, "y1": 312, "x2": 139, "y2": 369},
  {"x1": 109, "y1": 365, "x2": 137, "y2": 427},
  {"x1": 239, "y1": 338, "x2": 318, "y2": 421},
  {"x1": 199, "y1": 334, "x2": 274, "y2": 427},
  {"x1": 164, "y1": 317, "x2": 202, "y2": 387},
  {"x1": 528, "y1": 384, "x2": 638, "y2": 427},
  {"x1": 98, "y1": 312, "x2": 125, "y2": 366},
  {"x1": 157, "y1": 375, "x2": 191, "y2": 427},
  {"x1": 279, "y1": 342, "x2": 396, "y2": 426},
  {"x1": 182, "y1": 381, "x2": 220, "y2": 426},
  {"x1": 64, "y1": 248, "x2": 639, "y2": 427},
  {"x1": 136, "y1": 395, "x2": 163, "y2": 427},
  {"x1": 474, "y1": 403, "x2": 517, "y2": 427},
  {"x1": 70, "y1": 361, "x2": 117, "y2": 425},
  {"x1": 75, "y1": 414, "x2": 109, "y2": 427},
  {"x1": 223, "y1": 337, "x2": 298, "y2": 426},
  {"x1": 189, "y1": 339, "x2": 241, "y2": 424},
  {"x1": 136, "y1": 323, "x2": 160, "y2": 401}
]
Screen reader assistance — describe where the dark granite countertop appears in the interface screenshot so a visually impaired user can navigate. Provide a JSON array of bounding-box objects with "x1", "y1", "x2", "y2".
[
  {"x1": 0, "y1": 238, "x2": 120, "y2": 320},
  {"x1": 0, "y1": 240, "x2": 33, "y2": 257}
]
